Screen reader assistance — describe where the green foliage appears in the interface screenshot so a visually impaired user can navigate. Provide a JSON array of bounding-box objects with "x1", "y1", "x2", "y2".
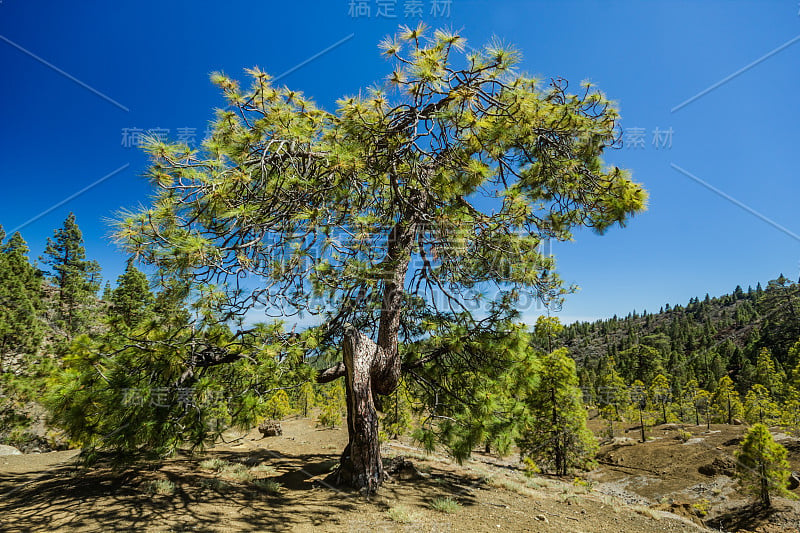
[
  {"x1": 712, "y1": 376, "x2": 743, "y2": 424},
  {"x1": 108, "y1": 258, "x2": 154, "y2": 329},
  {"x1": 735, "y1": 423, "x2": 794, "y2": 507},
  {"x1": 596, "y1": 357, "x2": 630, "y2": 435},
  {"x1": 316, "y1": 380, "x2": 346, "y2": 428},
  {"x1": 516, "y1": 345, "x2": 597, "y2": 475},
  {"x1": 648, "y1": 373, "x2": 673, "y2": 425},
  {"x1": 753, "y1": 347, "x2": 784, "y2": 398},
  {"x1": 263, "y1": 389, "x2": 291, "y2": 420},
  {"x1": 44, "y1": 319, "x2": 300, "y2": 463},
  {"x1": 743, "y1": 384, "x2": 779, "y2": 425},
  {"x1": 41, "y1": 213, "x2": 101, "y2": 343},
  {"x1": 295, "y1": 381, "x2": 316, "y2": 417},
  {"x1": 380, "y1": 378, "x2": 413, "y2": 439},
  {"x1": 0, "y1": 229, "x2": 45, "y2": 362}
]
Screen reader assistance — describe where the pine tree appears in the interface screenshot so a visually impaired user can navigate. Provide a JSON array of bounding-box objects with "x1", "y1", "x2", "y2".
[
  {"x1": 735, "y1": 423, "x2": 793, "y2": 507},
  {"x1": 0, "y1": 230, "x2": 45, "y2": 364},
  {"x1": 753, "y1": 347, "x2": 784, "y2": 398},
  {"x1": 683, "y1": 379, "x2": 702, "y2": 425},
  {"x1": 380, "y1": 378, "x2": 413, "y2": 440},
  {"x1": 517, "y1": 347, "x2": 597, "y2": 476},
  {"x1": 712, "y1": 376, "x2": 743, "y2": 424},
  {"x1": 630, "y1": 380, "x2": 649, "y2": 442},
  {"x1": 109, "y1": 258, "x2": 154, "y2": 329},
  {"x1": 649, "y1": 373, "x2": 672, "y2": 425},
  {"x1": 695, "y1": 389, "x2": 712, "y2": 430},
  {"x1": 597, "y1": 356, "x2": 630, "y2": 437},
  {"x1": 295, "y1": 381, "x2": 316, "y2": 417},
  {"x1": 744, "y1": 384, "x2": 778, "y2": 424},
  {"x1": 41, "y1": 213, "x2": 101, "y2": 341}
]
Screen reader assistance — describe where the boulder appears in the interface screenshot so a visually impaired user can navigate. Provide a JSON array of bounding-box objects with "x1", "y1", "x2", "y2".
[
  {"x1": 0, "y1": 444, "x2": 22, "y2": 456},
  {"x1": 258, "y1": 420, "x2": 283, "y2": 437}
]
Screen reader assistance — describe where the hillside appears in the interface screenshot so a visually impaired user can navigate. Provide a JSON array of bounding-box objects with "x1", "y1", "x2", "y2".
[{"x1": 561, "y1": 275, "x2": 800, "y2": 392}]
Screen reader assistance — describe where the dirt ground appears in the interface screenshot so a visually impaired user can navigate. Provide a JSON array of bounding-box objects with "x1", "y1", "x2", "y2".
[
  {"x1": 0, "y1": 417, "x2": 708, "y2": 533},
  {"x1": 585, "y1": 418, "x2": 800, "y2": 532}
]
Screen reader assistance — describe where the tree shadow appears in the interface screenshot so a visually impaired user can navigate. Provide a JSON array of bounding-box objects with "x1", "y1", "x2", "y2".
[
  {"x1": 0, "y1": 449, "x2": 480, "y2": 531},
  {"x1": 705, "y1": 502, "x2": 780, "y2": 532}
]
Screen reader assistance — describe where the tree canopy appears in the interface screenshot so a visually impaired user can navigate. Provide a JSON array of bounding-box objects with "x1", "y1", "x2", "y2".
[{"x1": 105, "y1": 25, "x2": 646, "y2": 493}]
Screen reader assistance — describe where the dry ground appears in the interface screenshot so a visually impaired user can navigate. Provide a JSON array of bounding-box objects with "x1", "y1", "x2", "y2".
[
  {"x1": 585, "y1": 418, "x2": 800, "y2": 532},
  {"x1": 0, "y1": 417, "x2": 708, "y2": 533}
]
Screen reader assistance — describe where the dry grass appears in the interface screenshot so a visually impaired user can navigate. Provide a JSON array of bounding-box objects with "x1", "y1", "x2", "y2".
[
  {"x1": 430, "y1": 497, "x2": 461, "y2": 514},
  {"x1": 143, "y1": 479, "x2": 176, "y2": 496},
  {"x1": 253, "y1": 479, "x2": 282, "y2": 495},
  {"x1": 385, "y1": 504, "x2": 416, "y2": 523}
]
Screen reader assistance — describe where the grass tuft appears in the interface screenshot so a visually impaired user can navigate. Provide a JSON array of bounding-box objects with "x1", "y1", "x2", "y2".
[
  {"x1": 199, "y1": 458, "x2": 229, "y2": 471},
  {"x1": 253, "y1": 478, "x2": 283, "y2": 495},
  {"x1": 386, "y1": 504, "x2": 415, "y2": 523},
  {"x1": 220, "y1": 463, "x2": 254, "y2": 482},
  {"x1": 430, "y1": 497, "x2": 461, "y2": 514},
  {"x1": 144, "y1": 479, "x2": 176, "y2": 496}
]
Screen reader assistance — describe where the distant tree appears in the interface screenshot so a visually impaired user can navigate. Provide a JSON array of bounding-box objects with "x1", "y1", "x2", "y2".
[
  {"x1": 41, "y1": 213, "x2": 101, "y2": 341},
  {"x1": 517, "y1": 346, "x2": 597, "y2": 475},
  {"x1": 695, "y1": 389, "x2": 712, "y2": 430},
  {"x1": 379, "y1": 378, "x2": 413, "y2": 440},
  {"x1": 629, "y1": 380, "x2": 650, "y2": 442},
  {"x1": 0, "y1": 230, "x2": 44, "y2": 364},
  {"x1": 597, "y1": 356, "x2": 630, "y2": 437},
  {"x1": 743, "y1": 384, "x2": 778, "y2": 425},
  {"x1": 753, "y1": 347, "x2": 785, "y2": 398},
  {"x1": 108, "y1": 258, "x2": 154, "y2": 329},
  {"x1": 712, "y1": 375, "x2": 743, "y2": 424},
  {"x1": 263, "y1": 389, "x2": 291, "y2": 420},
  {"x1": 619, "y1": 343, "x2": 663, "y2": 384},
  {"x1": 648, "y1": 373, "x2": 672, "y2": 425},
  {"x1": 735, "y1": 423, "x2": 794, "y2": 508},
  {"x1": 295, "y1": 380, "x2": 316, "y2": 417},
  {"x1": 682, "y1": 378, "x2": 702, "y2": 425}
]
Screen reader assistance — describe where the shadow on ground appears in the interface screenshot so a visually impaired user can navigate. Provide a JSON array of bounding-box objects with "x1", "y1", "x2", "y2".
[{"x1": 0, "y1": 447, "x2": 479, "y2": 532}]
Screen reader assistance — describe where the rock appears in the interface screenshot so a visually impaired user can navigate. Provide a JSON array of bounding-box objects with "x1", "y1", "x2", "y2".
[
  {"x1": 732, "y1": 418, "x2": 743, "y2": 425},
  {"x1": 788, "y1": 471, "x2": 800, "y2": 490},
  {"x1": 534, "y1": 514, "x2": 548, "y2": 523},
  {"x1": 698, "y1": 456, "x2": 736, "y2": 477},
  {"x1": 0, "y1": 444, "x2": 22, "y2": 456},
  {"x1": 258, "y1": 420, "x2": 283, "y2": 437},
  {"x1": 385, "y1": 456, "x2": 428, "y2": 480}
]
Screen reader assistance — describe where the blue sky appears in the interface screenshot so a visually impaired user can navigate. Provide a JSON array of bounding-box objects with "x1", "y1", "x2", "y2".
[{"x1": 1, "y1": 1, "x2": 799, "y2": 324}]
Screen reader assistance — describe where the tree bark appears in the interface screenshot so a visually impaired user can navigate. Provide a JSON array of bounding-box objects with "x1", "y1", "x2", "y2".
[{"x1": 331, "y1": 326, "x2": 386, "y2": 494}]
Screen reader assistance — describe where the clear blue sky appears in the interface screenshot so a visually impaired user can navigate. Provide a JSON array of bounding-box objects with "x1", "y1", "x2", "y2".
[{"x1": 1, "y1": 1, "x2": 799, "y2": 324}]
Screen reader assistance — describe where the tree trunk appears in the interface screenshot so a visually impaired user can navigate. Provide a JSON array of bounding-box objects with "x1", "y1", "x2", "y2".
[
  {"x1": 327, "y1": 213, "x2": 421, "y2": 494},
  {"x1": 333, "y1": 327, "x2": 397, "y2": 495}
]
